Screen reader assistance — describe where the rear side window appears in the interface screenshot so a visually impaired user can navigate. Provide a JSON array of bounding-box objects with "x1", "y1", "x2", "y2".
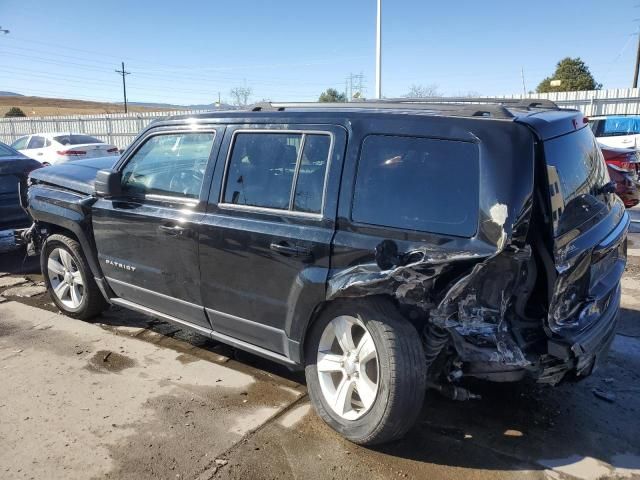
[
  {"x1": 294, "y1": 135, "x2": 331, "y2": 213},
  {"x1": 54, "y1": 135, "x2": 102, "y2": 145},
  {"x1": 27, "y1": 136, "x2": 45, "y2": 149},
  {"x1": 11, "y1": 137, "x2": 29, "y2": 150},
  {"x1": 352, "y1": 135, "x2": 479, "y2": 237},
  {"x1": 223, "y1": 131, "x2": 331, "y2": 214}
]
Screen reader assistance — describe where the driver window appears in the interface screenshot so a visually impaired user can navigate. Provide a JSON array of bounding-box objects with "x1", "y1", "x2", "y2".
[{"x1": 121, "y1": 132, "x2": 215, "y2": 199}]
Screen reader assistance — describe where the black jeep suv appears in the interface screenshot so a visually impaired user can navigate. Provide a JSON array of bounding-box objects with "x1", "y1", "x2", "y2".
[{"x1": 22, "y1": 99, "x2": 628, "y2": 445}]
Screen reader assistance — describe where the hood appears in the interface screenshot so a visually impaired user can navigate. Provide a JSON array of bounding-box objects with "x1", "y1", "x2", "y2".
[
  {"x1": 29, "y1": 156, "x2": 118, "y2": 195},
  {"x1": 0, "y1": 156, "x2": 42, "y2": 176}
]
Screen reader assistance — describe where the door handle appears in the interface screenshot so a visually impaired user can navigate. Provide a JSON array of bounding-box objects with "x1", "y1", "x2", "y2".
[
  {"x1": 270, "y1": 242, "x2": 311, "y2": 257},
  {"x1": 159, "y1": 224, "x2": 187, "y2": 236},
  {"x1": 37, "y1": 152, "x2": 43, "y2": 155}
]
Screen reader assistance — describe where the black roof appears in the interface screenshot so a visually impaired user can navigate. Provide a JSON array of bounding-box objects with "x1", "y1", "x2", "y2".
[{"x1": 159, "y1": 97, "x2": 585, "y2": 141}]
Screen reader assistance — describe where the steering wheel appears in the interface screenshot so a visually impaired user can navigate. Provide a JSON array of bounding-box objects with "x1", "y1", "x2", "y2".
[{"x1": 168, "y1": 170, "x2": 204, "y2": 196}]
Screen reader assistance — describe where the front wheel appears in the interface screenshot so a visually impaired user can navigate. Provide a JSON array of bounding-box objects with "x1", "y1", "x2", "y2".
[
  {"x1": 41, "y1": 233, "x2": 108, "y2": 319},
  {"x1": 305, "y1": 298, "x2": 427, "y2": 445}
]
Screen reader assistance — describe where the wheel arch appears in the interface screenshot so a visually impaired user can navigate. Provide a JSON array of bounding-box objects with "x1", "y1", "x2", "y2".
[{"x1": 295, "y1": 294, "x2": 402, "y2": 366}]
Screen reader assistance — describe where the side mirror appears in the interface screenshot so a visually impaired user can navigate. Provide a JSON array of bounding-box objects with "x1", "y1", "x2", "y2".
[{"x1": 94, "y1": 169, "x2": 122, "y2": 198}]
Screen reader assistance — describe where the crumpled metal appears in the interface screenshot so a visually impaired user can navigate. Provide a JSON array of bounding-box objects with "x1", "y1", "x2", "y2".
[{"x1": 327, "y1": 243, "x2": 533, "y2": 367}]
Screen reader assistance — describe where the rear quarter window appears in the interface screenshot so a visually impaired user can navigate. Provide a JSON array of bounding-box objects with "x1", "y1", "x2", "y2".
[{"x1": 352, "y1": 135, "x2": 479, "y2": 237}]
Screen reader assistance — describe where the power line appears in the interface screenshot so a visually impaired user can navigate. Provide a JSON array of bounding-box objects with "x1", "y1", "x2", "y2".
[
  {"x1": 115, "y1": 61, "x2": 131, "y2": 113},
  {"x1": 5, "y1": 35, "x2": 367, "y2": 73},
  {"x1": 345, "y1": 72, "x2": 366, "y2": 100},
  {"x1": 0, "y1": 47, "x2": 345, "y2": 93}
]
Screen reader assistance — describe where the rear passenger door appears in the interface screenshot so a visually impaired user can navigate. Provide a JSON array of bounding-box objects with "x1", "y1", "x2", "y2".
[
  {"x1": 24, "y1": 136, "x2": 47, "y2": 161},
  {"x1": 199, "y1": 125, "x2": 346, "y2": 358}
]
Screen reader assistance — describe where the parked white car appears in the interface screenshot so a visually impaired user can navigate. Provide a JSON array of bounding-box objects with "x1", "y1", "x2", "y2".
[
  {"x1": 589, "y1": 116, "x2": 640, "y2": 150},
  {"x1": 10, "y1": 133, "x2": 119, "y2": 165}
]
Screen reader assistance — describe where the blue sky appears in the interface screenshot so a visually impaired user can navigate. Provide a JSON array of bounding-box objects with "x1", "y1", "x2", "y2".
[{"x1": 0, "y1": 0, "x2": 638, "y2": 105}]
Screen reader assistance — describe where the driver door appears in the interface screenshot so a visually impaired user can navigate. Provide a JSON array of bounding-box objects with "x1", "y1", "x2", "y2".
[{"x1": 92, "y1": 127, "x2": 224, "y2": 329}]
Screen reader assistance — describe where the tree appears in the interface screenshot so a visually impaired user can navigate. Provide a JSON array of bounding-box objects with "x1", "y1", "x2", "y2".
[
  {"x1": 318, "y1": 88, "x2": 347, "y2": 102},
  {"x1": 536, "y1": 57, "x2": 602, "y2": 93},
  {"x1": 404, "y1": 84, "x2": 441, "y2": 98},
  {"x1": 229, "y1": 86, "x2": 253, "y2": 106},
  {"x1": 4, "y1": 107, "x2": 26, "y2": 118}
]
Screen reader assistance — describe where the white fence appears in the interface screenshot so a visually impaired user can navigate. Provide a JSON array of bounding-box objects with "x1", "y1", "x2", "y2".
[
  {"x1": 497, "y1": 88, "x2": 640, "y2": 117},
  {"x1": 0, "y1": 109, "x2": 212, "y2": 150},
  {"x1": 2, "y1": 88, "x2": 640, "y2": 149}
]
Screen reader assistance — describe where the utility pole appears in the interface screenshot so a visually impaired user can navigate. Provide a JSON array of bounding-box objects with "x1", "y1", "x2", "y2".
[
  {"x1": 634, "y1": 28, "x2": 640, "y2": 88},
  {"x1": 115, "y1": 61, "x2": 131, "y2": 113},
  {"x1": 521, "y1": 67, "x2": 527, "y2": 96},
  {"x1": 375, "y1": 0, "x2": 382, "y2": 99}
]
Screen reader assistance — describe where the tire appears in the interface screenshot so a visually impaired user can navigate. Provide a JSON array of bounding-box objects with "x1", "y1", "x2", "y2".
[
  {"x1": 41, "y1": 233, "x2": 108, "y2": 320},
  {"x1": 304, "y1": 297, "x2": 426, "y2": 445}
]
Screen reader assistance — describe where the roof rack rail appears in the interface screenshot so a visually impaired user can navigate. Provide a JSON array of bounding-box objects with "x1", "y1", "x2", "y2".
[
  {"x1": 259, "y1": 101, "x2": 515, "y2": 119},
  {"x1": 371, "y1": 97, "x2": 559, "y2": 110},
  {"x1": 250, "y1": 102, "x2": 285, "y2": 112},
  {"x1": 243, "y1": 99, "x2": 559, "y2": 120}
]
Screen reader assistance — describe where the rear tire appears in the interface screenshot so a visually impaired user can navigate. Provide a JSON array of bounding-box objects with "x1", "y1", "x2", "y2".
[
  {"x1": 304, "y1": 297, "x2": 426, "y2": 445},
  {"x1": 41, "y1": 233, "x2": 108, "y2": 319}
]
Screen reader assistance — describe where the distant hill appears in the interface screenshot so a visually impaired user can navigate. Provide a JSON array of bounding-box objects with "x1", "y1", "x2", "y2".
[
  {"x1": 129, "y1": 101, "x2": 236, "y2": 110},
  {"x1": 0, "y1": 94, "x2": 241, "y2": 117},
  {"x1": 0, "y1": 95, "x2": 179, "y2": 117}
]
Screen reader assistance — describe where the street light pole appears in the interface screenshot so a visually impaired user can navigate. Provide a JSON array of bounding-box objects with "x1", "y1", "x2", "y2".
[
  {"x1": 634, "y1": 28, "x2": 640, "y2": 88},
  {"x1": 375, "y1": 0, "x2": 382, "y2": 99}
]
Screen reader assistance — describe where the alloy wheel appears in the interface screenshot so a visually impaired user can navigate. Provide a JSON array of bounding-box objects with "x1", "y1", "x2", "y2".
[
  {"x1": 47, "y1": 247, "x2": 85, "y2": 309},
  {"x1": 316, "y1": 315, "x2": 379, "y2": 420}
]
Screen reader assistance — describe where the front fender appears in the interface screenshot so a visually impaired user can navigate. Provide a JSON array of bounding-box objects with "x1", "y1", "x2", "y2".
[{"x1": 27, "y1": 184, "x2": 103, "y2": 280}]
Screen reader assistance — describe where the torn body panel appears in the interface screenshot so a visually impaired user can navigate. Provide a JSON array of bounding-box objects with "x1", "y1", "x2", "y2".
[
  {"x1": 327, "y1": 242, "x2": 536, "y2": 372},
  {"x1": 429, "y1": 246, "x2": 533, "y2": 368}
]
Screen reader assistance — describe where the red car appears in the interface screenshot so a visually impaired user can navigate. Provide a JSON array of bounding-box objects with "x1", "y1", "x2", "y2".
[{"x1": 600, "y1": 145, "x2": 640, "y2": 208}]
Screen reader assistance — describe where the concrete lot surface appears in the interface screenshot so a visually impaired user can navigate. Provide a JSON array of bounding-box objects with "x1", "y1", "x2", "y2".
[{"x1": 2, "y1": 233, "x2": 640, "y2": 480}]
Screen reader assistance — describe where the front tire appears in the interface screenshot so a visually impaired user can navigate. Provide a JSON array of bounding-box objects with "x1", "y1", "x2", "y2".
[
  {"x1": 305, "y1": 297, "x2": 426, "y2": 445},
  {"x1": 41, "y1": 233, "x2": 108, "y2": 319}
]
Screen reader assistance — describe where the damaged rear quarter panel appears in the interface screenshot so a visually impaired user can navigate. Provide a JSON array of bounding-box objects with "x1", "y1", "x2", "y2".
[{"x1": 328, "y1": 115, "x2": 536, "y2": 367}]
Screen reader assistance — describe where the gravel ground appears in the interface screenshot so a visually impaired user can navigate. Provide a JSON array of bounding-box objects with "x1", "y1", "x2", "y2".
[{"x1": 1, "y1": 237, "x2": 640, "y2": 480}]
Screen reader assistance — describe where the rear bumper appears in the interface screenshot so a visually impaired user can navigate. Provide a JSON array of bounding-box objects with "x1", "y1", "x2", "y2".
[
  {"x1": 539, "y1": 283, "x2": 620, "y2": 384},
  {"x1": 0, "y1": 228, "x2": 27, "y2": 253}
]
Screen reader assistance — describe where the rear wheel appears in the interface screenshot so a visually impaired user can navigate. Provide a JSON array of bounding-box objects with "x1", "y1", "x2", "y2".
[
  {"x1": 305, "y1": 298, "x2": 426, "y2": 445},
  {"x1": 41, "y1": 233, "x2": 108, "y2": 319}
]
